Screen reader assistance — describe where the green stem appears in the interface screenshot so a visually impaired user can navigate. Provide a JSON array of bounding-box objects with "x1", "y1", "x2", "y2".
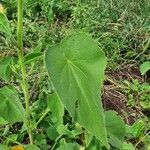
[
  {"x1": 17, "y1": 0, "x2": 33, "y2": 144},
  {"x1": 36, "y1": 108, "x2": 50, "y2": 127}
]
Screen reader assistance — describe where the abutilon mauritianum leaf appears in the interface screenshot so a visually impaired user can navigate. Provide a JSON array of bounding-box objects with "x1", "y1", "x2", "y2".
[{"x1": 45, "y1": 33, "x2": 108, "y2": 148}]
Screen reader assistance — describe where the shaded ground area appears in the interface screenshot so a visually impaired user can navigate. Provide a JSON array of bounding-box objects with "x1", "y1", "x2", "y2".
[{"x1": 103, "y1": 63, "x2": 145, "y2": 124}]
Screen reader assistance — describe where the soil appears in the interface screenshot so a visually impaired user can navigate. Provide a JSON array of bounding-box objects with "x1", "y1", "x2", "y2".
[{"x1": 102, "y1": 63, "x2": 145, "y2": 125}]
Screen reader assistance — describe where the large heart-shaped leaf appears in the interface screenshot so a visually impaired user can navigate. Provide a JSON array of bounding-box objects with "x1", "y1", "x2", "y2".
[
  {"x1": 0, "y1": 86, "x2": 25, "y2": 123},
  {"x1": 45, "y1": 33, "x2": 108, "y2": 147}
]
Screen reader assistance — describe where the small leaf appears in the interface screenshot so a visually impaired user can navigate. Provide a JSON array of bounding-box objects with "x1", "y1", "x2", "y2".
[
  {"x1": 0, "y1": 144, "x2": 8, "y2": 150},
  {"x1": 0, "y1": 117, "x2": 8, "y2": 125},
  {"x1": 129, "y1": 120, "x2": 145, "y2": 138},
  {"x1": 47, "y1": 93, "x2": 64, "y2": 123},
  {"x1": 85, "y1": 131, "x2": 95, "y2": 147},
  {"x1": 33, "y1": 43, "x2": 42, "y2": 52},
  {"x1": 105, "y1": 111, "x2": 126, "y2": 149},
  {"x1": 57, "y1": 124, "x2": 72, "y2": 136},
  {"x1": 122, "y1": 142, "x2": 135, "y2": 150},
  {"x1": 25, "y1": 145, "x2": 40, "y2": 150},
  {"x1": 0, "y1": 12, "x2": 11, "y2": 36},
  {"x1": 0, "y1": 86, "x2": 25, "y2": 123},
  {"x1": 45, "y1": 33, "x2": 108, "y2": 148},
  {"x1": 24, "y1": 52, "x2": 42, "y2": 64},
  {"x1": 0, "y1": 4, "x2": 4, "y2": 13},
  {"x1": 56, "y1": 138, "x2": 80, "y2": 150},
  {"x1": 47, "y1": 125, "x2": 59, "y2": 140},
  {"x1": 0, "y1": 57, "x2": 12, "y2": 81},
  {"x1": 140, "y1": 61, "x2": 150, "y2": 75},
  {"x1": 86, "y1": 137, "x2": 102, "y2": 150}
]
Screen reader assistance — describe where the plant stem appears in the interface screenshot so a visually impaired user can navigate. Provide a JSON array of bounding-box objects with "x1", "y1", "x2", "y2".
[
  {"x1": 17, "y1": 0, "x2": 33, "y2": 144},
  {"x1": 36, "y1": 108, "x2": 50, "y2": 127}
]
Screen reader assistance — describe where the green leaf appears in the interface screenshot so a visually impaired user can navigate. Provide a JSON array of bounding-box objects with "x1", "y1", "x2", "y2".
[
  {"x1": 47, "y1": 93, "x2": 64, "y2": 123},
  {"x1": 0, "y1": 117, "x2": 8, "y2": 125},
  {"x1": 86, "y1": 137, "x2": 102, "y2": 150},
  {"x1": 85, "y1": 131, "x2": 94, "y2": 147},
  {"x1": 0, "y1": 144, "x2": 8, "y2": 150},
  {"x1": 56, "y1": 138, "x2": 80, "y2": 150},
  {"x1": 45, "y1": 33, "x2": 108, "y2": 148},
  {"x1": 126, "y1": 120, "x2": 145, "y2": 138},
  {"x1": 33, "y1": 43, "x2": 42, "y2": 52},
  {"x1": 25, "y1": 145, "x2": 41, "y2": 150},
  {"x1": 24, "y1": 52, "x2": 42, "y2": 64},
  {"x1": 0, "y1": 13, "x2": 11, "y2": 36},
  {"x1": 105, "y1": 111, "x2": 126, "y2": 149},
  {"x1": 0, "y1": 57, "x2": 12, "y2": 81},
  {"x1": 0, "y1": 86, "x2": 25, "y2": 123},
  {"x1": 140, "y1": 61, "x2": 150, "y2": 75},
  {"x1": 47, "y1": 125, "x2": 59, "y2": 140},
  {"x1": 122, "y1": 142, "x2": 135, "y2": 150},
  {"x1": 57, "y1": 124, "x2": 72, "y2": 136},
  {"x1": 24, "y1": 43, "x2": 43, "y2": 64}
]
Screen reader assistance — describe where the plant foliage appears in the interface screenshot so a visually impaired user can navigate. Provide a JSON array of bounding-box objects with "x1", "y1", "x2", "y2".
[{"x1": 45, "y1": 33, "x2": 108, "y2": 148}]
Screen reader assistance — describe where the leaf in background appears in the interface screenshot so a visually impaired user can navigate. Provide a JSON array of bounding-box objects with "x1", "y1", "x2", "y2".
[
  {"x1": 56, "y1": 138, "x2": 80, "y2": 150},
  {"x1": 45, "y1": 33, "x2": 108, "y2": 148},
  {"x1": 122, "y1": 142, "x2": 135, "y2": 150},
  {"x1": 86, "y1": 136, "x2": 102, "y2": 150},
  {"x1": 0, "y1": 11, "x2": 11, "y2": 36},
  {"x1": 85, "y1": 131, "x2": 94, "y2": 148},
  {"x1": 0, "y1": 117, "x2": 8, "y2": 125},
  {"x1": 24, "y1": 52, "x2": 42, "y2": 64},
  {"x1": 0, "y1": 86, "x2": 25, "y2": 123},
  {"x1": 33, "y1": 42, "x2": 42, "y2": 52},
  {"x1": 57, "y1": 124, "x2": 72, "y2": 136},
  {"x1": 105, "y1": 111, "x2": 126, "y2": 149},
  {"x1": 0, "y1": 144, "x2": 8, "y2": 150},
  {"x1": 47, "y1": 93, "x2": 64, "y2": 123},
  {"x1": 126, "y1": 120, "x2": 145, "y2": 138},
  {"x1": 47, "y1": 125, "x2": 60, "y2": 140},
  {"x1": 140, "y1": 61, "x2": 150, "y2": 75},
  {"x1": 0, "y1": 57, "x2": 12, "y2": 81},
  {"x1": 24, "y1": 43, "x2": 43, "y2": 64},
  {"x1": 25, "y1": 145, "x2": 41, "y2": 150}
]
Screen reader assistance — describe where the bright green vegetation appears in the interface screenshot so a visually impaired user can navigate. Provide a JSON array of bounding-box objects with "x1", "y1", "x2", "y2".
[{"x1": 0, "y1": 0, "x2": 150, "y2": 150}]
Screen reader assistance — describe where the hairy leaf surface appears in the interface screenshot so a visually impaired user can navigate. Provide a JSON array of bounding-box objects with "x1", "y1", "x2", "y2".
[{"x1": 45, "y1": 33, "x2": 108, "y2": 147}]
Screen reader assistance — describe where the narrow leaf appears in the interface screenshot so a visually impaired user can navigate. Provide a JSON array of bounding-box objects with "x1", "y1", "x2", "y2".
[{"x1": 24, "y1": 52, "x2": 42, "y2": 64}]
